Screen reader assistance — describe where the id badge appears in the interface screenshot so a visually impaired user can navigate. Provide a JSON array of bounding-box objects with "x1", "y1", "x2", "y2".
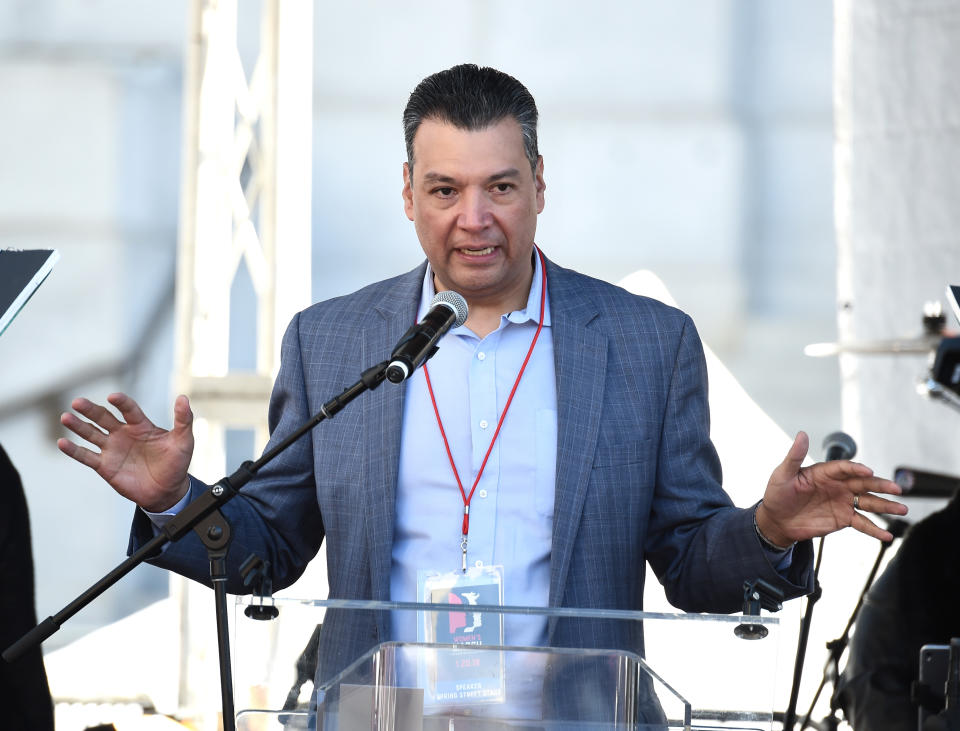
[{"x1": 417, "y1": 565, "x2": 505, "y2": 706}]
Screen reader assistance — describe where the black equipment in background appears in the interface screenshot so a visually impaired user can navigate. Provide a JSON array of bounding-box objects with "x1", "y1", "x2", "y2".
[
  {"x1": 932, "y1": 337, "x2": 960, "y2": 398},
  {"x1": 917, "y1": 643, "x2": 952, "y2": 729},
  {"x1": 923, "y1": 285, "x2": 960, "y2": 412},
  {"x1": 0, "y1": 445, "x2": 55, "y2": 730},
  {"x1": 834, "y1": 490, "x2": 960, "y2": 730},
  {"x1": 915, "y1": 638, "x2": 960, "y2": 731},
  {"x1": 947, "y1": 285, "x2": 960, "y2": 327}
]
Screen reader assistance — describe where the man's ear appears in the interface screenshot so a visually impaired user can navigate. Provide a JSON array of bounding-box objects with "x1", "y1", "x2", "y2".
[
  {"x1": 534, "y1": 156, "x2": 546, "y2": 213},
  {"x1": 402, "y1": 162, "x2": 415, "y2": 221}
]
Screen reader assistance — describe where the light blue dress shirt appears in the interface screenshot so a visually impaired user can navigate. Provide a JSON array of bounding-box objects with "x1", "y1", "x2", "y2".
[{"x1": 390, "y1": 251, "x2": 557, "y2": 651}]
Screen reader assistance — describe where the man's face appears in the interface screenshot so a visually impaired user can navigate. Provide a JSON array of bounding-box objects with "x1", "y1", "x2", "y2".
[{"x1": 402, "y1": 117, "x2": 545, "y2": 311}]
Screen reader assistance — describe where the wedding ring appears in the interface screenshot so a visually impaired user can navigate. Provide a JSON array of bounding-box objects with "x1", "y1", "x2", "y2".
[{"x1": 853, "y1": 494, "x2": 860, "y2": 510}]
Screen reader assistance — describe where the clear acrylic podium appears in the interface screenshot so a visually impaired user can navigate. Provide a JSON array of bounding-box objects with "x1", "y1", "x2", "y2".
[{"x1": 232, "y1": 597, "x2": 781, "y2": 730}]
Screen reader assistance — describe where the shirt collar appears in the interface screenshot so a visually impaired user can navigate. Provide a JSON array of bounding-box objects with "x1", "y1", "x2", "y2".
[{"x1": 418, "y1": 247, "x2": 552, "y2": 332}]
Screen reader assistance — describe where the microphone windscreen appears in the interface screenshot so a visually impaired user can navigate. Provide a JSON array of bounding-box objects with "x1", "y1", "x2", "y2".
[
  {"x1": 432, "y1": 290, "x2": 469, "y2": 328},
  {"x1": 822, "y1": 431, "x2": 857, "y2": 461}
]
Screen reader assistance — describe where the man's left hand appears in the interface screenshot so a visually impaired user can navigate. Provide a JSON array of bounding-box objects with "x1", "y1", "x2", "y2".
[{"x1": 755, "y1": 431, "x2": 908, "y2": 547}]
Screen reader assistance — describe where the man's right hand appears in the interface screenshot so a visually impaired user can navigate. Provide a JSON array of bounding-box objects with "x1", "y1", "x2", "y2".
[{"x1": 58, "y1": 392, "x2": 194, "y2": 513}]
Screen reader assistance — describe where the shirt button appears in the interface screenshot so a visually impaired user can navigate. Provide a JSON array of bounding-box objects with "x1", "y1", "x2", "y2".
[
  {"x1": 478, "y1": 489, "x2": 488, "y2": 498},
  {"x1": 479, "y1": 419, "x2": 489, "y2": 429},
  {"x1": 477, "y1": 352, "x2": 486, "y2": 361},
  {"x1": 474, "y1": 560, "x2": 484, "y2": 568}
]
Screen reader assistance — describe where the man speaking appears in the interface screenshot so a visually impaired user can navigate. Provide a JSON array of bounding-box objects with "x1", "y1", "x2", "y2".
[{"x1": 58, "y1": 64, "x2": 907, "y2": 723}]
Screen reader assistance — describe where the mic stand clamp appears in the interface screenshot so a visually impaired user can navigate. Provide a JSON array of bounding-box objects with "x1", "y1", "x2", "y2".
[
  {"x1": 240, "y1": 554, "x2": 278, "y2": 621},
  {"x1": 735, "y1": 578, "x2": 784, "y2": 640},
  {"x1": 192, "y1": 507, "x2": 237, "y2": 727}
]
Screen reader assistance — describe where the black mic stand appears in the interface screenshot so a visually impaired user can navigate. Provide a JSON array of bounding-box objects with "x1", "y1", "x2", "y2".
[
  {"x1": 782, "y1": 537, "x2": 825, "y2": 730},
  {"x1": 782, "y1": 434, "x2": 857, "y2": 730},
  {"x1": 2, "y1": 359, "x2": 392, "y2": 731},
  {"x1": 797, "y1": 519, "x2": 909, "y2": 730}
]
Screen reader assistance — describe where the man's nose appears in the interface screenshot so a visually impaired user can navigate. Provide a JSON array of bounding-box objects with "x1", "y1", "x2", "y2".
[{"x1": 457, "y1": 188, "x2": 491, "y2": 230}]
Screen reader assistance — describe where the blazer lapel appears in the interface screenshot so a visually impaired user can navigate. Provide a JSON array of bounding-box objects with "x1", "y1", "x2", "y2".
[
  {"x1": 545, "y1": 259, "x2": 607, "y2": 607},
  {"x1": 360, "y1": 264, "x2": 426, "y2": 604}
]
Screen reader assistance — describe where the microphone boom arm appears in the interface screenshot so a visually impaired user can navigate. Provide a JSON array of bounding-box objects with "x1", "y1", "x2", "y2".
[{"x1": 2, "y1": 358, "x2": 392, "y2": 731}]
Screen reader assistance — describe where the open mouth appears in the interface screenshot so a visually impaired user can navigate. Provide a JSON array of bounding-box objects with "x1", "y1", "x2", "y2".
[{"x1": 460, "y1": 246, "x2": 496, "y2": 257}]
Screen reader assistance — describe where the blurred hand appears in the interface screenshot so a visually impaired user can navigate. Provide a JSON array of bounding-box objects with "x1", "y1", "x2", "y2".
[
  {"x1": 756, "y1": 431, "x2": 908, "y2": 547},
  {"x1": 58, "y1": 392, "x2": 194, "y2": 513}
]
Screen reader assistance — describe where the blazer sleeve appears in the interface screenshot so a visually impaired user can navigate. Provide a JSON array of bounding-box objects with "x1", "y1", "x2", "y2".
[
  {"x1": 643, "y1": 314, "x2": 813, "y2": 613},
  {"x1": 129, "y1": 311, "x2": 326, "y2": 593}
]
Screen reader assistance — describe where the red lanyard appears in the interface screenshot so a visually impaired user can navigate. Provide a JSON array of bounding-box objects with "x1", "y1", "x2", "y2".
[{"x1": 422, "y1": 247, "x2": 548, "y2": 572}]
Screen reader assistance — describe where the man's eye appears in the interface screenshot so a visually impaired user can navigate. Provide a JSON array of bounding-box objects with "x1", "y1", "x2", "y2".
[
  {"x1": 434, "y1": 187, "x2": 455, "y2": 197},
  {"x1": 492, "y1": 183, "x2": 513, "y2": 193}
]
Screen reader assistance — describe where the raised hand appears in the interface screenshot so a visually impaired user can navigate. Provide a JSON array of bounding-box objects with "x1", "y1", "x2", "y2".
[
  {"x1": 756, "y1": 431, "x2": 908, "y2": 547},
  {"x1": 58, "y1": 392, "x2": 194, "y2": 513}
]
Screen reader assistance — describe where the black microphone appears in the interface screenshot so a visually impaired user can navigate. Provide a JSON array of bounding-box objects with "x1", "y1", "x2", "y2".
[
  {"x1": 386, "y1": 291, "x2": 468, "y2": 383},
  {"x1": 893, "y1": 466, "x2": 960, "y2": 499},
  {"x1": 822, "y1": 431, "x2": 857, "y2": 461}
]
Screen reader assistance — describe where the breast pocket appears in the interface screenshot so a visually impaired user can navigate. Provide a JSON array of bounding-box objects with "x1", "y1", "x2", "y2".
[{"x1": 592, "y1": 438, "x2": 650, "y2": 469}]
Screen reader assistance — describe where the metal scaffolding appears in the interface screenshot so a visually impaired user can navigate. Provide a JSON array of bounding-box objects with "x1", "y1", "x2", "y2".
[{"x1": 172, "y1": 0, "x2": 312, "y2": 717}]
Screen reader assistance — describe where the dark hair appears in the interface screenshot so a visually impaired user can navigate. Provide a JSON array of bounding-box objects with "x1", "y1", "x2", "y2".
[{"x1": 403, "y1": 64, "x2": 539, "y2": 173}]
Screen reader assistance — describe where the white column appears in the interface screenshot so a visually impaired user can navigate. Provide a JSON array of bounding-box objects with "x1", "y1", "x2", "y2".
[
  {"x1": 172, "y1": 0, "x2": 313, "y2": 720},
  {"x1": 835, "y1": 0, "x2": 960, "y2": 486}
]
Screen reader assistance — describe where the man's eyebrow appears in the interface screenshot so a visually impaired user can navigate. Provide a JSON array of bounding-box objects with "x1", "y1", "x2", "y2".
[
  {"x1": 421, "y1": 171, "x2": 457, "y2": 184},
  {"x1": 485, "y1": 168, "x2": 521, "y2": 183},
  {"x1": 420, "y1": 168, "x2": 522, "y2": 185}
]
